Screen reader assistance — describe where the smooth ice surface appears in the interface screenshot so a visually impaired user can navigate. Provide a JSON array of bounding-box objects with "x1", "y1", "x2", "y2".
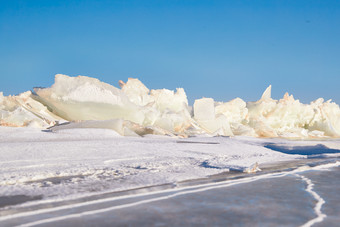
[
  {"x1": 1, "y1": 74, "x2": 340, "y2": 138},
  {"x1": 1, "y1": 157, "x2": 339, "y2": 226},
  {"x1": 29, "y1": 175, "x2": 315, "y2": 227}
]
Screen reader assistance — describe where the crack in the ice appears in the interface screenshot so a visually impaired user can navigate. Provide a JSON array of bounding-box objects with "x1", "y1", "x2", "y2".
[
  {"x1": 3, "y1": 162, "x2": 339, "y2": 226},
  {"x1": 295, "y1": 174, "x2": 326, "y2": 227}
]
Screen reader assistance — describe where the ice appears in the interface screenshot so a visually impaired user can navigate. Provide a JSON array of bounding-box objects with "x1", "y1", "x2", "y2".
[
  {"x1": 34, "y1": 74, "x2": 145, "y2": 124},
  {"x1": 1, "y1": 74, "x2": 340, "y2": 138},
  {"x1": 49, "y1": 119, "x2": 175, "y2": 137},
  {"x1": 215, "y1": 98, "x2": 252, "y2": 136},
  {"x1": 2, "y1": 76, "x2": 340, "y2": 227},
  {"x1": 260, "y1": 84, "x2": 272, "y2": 100},
  {"x1": 119, "y1": 78, "x2": 190, "y2": 113},
  {"x1": 0, "y1": 127, "x2": 303, "y2": 200},
  {"x1": 246, "y1": 87, "x2": 340, "y2": 138},
  {"x1": 194, "y1": 98, "x2": 215, "y2": 121},
  {"x1": 119, "y1": 78, "x2": 192, "y2": 134},
  {"x1": 119, "y1": 78, "x2": 151, "y2": 106},
  {"x1": 193, "y1": 98, "x2": 233, "y2": 136},
  {"x1": 2, "y1": 126, "x2": 339, "y2": 205},
  {"x1": 0, "y1": 91, "x2": 62, "y2": 127},
  {"x1": 215, "y1": 98, "x2": 248, "y2": 124}
]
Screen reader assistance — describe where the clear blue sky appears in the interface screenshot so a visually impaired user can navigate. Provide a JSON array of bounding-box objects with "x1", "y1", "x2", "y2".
[{"x1": 1, "y1": 0, "x2": 339, "y2": 104}]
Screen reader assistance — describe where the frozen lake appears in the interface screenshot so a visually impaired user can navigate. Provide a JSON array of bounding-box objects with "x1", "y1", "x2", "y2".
[
  {"x1": 1, "y1": 127, "x2": 340, "y2": 226},
  {"x1": 1, "y1": 159, "x2": 339, "y2": 226},
  {"x1": 57, "y1": 165, "x2": 339, "y2": 227}
]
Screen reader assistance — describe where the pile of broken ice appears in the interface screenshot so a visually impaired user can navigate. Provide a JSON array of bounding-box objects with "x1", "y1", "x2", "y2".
[{"x1": 1, "y1": 74, "x2": 340, "y2": 138}]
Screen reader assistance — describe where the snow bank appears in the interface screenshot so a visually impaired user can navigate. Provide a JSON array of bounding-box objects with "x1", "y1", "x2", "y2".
[
  {"x1": 1, "y1": 74, "x2": 340, "y2": 139},
  {"x1": 0, "y1": 127, "x2": 301, "y2": 200}
]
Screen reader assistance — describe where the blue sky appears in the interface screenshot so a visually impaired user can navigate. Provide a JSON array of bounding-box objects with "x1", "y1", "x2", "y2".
[{"x1": 1, "y1": 0, "x2": 339, "y2": 104}]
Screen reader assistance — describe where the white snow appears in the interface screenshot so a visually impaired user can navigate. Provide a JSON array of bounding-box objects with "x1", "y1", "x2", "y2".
[{"x1": 0, "y1": 126, "x2": 306, "y2": 201}]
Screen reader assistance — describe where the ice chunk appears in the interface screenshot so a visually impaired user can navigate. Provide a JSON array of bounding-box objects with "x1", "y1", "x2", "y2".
[
  {"x1": 243, "y1": 162, "x2": 261, "y2": 173},
  {"x1": 119, "y1": 78, "x2": 153, "y2": 106},
  {"x1": 245, "y1": 86, "x2": 340, "y2": 138},
  {"x1": 216, "y1": 98, "x2": 247, "y2": 120},
  {"x1": 119, "y1": 78, "x2": 190, "y2": 114},
  {"x1": 49, "y1": 119, "x2": 176, "y2": 137},
  {"x1": 153, "y1": 110, "x2": 192, "y2": 134},
  {"x1": 119, "y1": 78, "x2": 191, "y2": 133},
  {"x1": 49, "y1": 119, "x2": 125, "y2": 135},
  {"x1": 150, "y1": 88, "x2": 189, "y2": 113},
  {"x1": 260, "y1": 85, "x2": 272, "y2": 101},
  {"x1": 0, "y1": 91, "x2": 62, "y2": 127},
  {"x1": 194, "y1": 98, "x2": 215, "y2": 121},
  {"x1": 215, "y1": 98, "x2": 251, "y2": 136},
  {"x1": 230, "y1": 123, "x2": 256, "y2": 137},
  {"x1": 2, "y1": 75, "x2": 340, "y2": 139},
  {"x1": 35, "y1": 74, "x2": 145, "y2": 124},
  {"x1": 307, "y1": 99, "x2": 340, "y2": 137},
  {"x1": 0, "y1": 92, "x2": 4, "y2": 103},
  {"x1": 193, "y1": 98, "x2": 233, "y2": 136}
]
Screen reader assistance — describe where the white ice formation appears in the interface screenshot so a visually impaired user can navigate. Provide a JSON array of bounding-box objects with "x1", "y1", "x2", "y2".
[
  {"x1": 0, "y1": 91, "x2": 62, "y2": 128},
  {"x1": 1, "y1": 74, "x2": 340, "y2": 138}
]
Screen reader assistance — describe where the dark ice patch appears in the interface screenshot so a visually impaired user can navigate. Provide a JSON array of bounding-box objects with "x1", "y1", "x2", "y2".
[
  {"x1": 265, "y1": 144, "x2": 340, "y2": 155},
  {"x1": 200, "y1": 160, "x2": 223, "y2": 169}
]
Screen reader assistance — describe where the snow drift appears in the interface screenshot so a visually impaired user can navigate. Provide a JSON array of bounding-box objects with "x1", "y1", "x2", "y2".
[{"x1": 1, "y1": 74, "x2": 340, "y2": 138}]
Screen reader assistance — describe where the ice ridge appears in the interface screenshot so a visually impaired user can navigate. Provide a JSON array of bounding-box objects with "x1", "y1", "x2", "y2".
[{"x1": 1, "y1": 74, "x2": 340, "y2": 139}]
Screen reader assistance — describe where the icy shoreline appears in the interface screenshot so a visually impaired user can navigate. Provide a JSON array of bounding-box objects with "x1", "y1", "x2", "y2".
[
  {"x1": 1, "y1": 127, "x2": 340, "y2": 203},
  {"x1": 1, "y1": 74, "x2": 340, "y2": 139},
  {"x1": 0, "y1": 127, "x2": 294, "y2": 200}
]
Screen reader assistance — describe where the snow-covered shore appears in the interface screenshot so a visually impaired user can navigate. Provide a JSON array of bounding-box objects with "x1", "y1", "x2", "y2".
[
  {"x1": 2, "y1": 74, "x2": 340, "y2": 219},
  {"x1": 0, "y1": 127, "x2": 297, "y2": 200},
  {"x1": 1, "y1": 126, "x2": 339, "y2": 203}
]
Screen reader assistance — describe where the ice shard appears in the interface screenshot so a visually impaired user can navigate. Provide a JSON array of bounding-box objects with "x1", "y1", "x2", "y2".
[
  {"x1": 119, "y1": 78, "x2": 192, "y2": 134},
  {"x1": 0, "y1": 91, "x2": 62, "y2": 127},
  {"x1": 193, "y1": 98, "x2": 233, "y2": 136},
  {"x1": 246, "y1": 86, "x2": 340, "y2": 138},
  {"x1": 215, "y1": 98, "x2": 254, "y2": 136},
  {"x1": 34, "y1": 74, "x2": 145, "y2": 124}
]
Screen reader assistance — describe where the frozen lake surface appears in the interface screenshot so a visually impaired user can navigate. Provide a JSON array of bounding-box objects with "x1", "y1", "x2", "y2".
[
  {"x1": 1, "y1": 162, "x2": 339, "y2": 227},
  {"x1": 48, "y1": 165, "x2": 340, "y2": 227},
  {"x1": 0, "y1": 127, "x2": 340, "y2": 226}
]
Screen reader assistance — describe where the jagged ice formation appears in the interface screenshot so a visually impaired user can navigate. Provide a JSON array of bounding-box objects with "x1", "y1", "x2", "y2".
[{"x1": 1, "y1": 74, "x2": 340, "y2": 138}]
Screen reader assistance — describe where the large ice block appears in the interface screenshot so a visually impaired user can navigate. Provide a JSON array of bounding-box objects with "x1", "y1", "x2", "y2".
[
  {"x1": 194, "y1": 98, "x2": 215, "y2": 121},
  {"x1": 193, "y1": 98, "x2": 233, "y2": 136},
  {"x1": 34, "y1": 74, "x2": 145, "y2": 124},
  {"x1": 0, "y1": 91, "x2": 62, "y2": 127}
]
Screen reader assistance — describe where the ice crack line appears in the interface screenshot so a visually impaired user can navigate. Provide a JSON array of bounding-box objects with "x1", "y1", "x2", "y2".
[
  {"x1": 295, "y1": 174, "x2": 326, "y2": 227},
  {"x1": 3, "y1": 162, "x2": 338, "y2": 226}
]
